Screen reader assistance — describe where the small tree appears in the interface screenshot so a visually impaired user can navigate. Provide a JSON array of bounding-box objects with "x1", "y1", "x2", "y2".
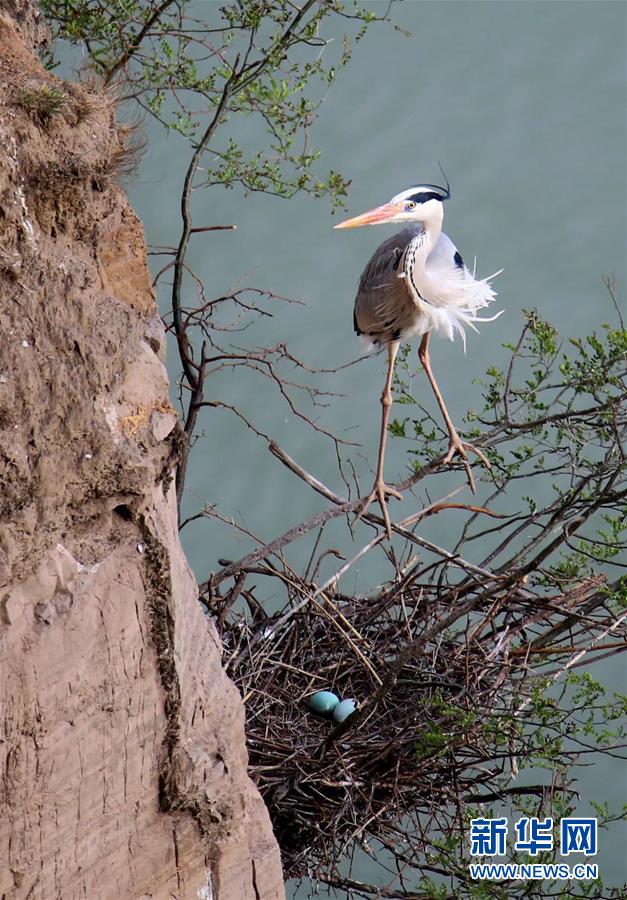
[{"x1": 40, "y1": 0, "x2": 395, "y2": 512}]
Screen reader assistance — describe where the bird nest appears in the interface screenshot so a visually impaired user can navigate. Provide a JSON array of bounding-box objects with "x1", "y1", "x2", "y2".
[{"x1": 216, "y1": 563, "x2": 609, "y2": 881}]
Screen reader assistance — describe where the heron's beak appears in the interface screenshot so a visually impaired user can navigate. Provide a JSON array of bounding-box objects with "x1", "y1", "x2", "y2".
[{"x1": 334, "y1": 202, "x2": 402, "y2": 229}]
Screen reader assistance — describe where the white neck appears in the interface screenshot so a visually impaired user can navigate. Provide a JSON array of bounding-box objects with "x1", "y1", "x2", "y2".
[{"x1": 421, "y1": 202, "x2": 443, "y2": 252}]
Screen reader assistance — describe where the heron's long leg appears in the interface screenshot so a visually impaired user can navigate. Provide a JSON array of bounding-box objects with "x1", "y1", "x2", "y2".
[
  {"x1": 357, "y1": 340, "x2": 403, "y2": 539},
  {"x1": 418, "y1": 333, "x2": 490, "y2": 493}
]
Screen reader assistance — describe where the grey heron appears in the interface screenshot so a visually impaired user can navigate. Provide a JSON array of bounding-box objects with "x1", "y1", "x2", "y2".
[{"x1": 335, "y1": 182, "x2": 501, "y2": 538}]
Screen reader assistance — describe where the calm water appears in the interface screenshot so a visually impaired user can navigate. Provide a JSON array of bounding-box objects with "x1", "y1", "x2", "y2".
[{"x1": 123, "y1": 0, "x2": 625, "y2": 891}]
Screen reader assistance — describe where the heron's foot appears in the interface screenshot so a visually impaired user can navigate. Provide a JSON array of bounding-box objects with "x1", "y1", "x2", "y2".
[
  {"x1": 355, "y1": 479, "x2": 402, "y2": 540},
  {"x1": 443, "y1": 433, "x2": 491, "y2": 494}
]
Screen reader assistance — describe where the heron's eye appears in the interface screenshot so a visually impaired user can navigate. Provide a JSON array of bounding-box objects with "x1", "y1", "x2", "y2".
[{"x1": 405, "y1": 200, "x2": 416, "y2": 210}]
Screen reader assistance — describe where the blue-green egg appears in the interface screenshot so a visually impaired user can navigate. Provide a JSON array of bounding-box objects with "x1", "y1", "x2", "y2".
[
  {"x1": 309, "y1": 691, "x2": 340, "y2": 714},
  {"x1": 333, "y1": 698, "x2": 357, "y2": 723}
]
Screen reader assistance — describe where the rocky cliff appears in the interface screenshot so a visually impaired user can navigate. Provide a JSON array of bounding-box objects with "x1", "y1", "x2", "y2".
[{"x1": 0, "y1": 5, "x2": 284, "y2": 898}]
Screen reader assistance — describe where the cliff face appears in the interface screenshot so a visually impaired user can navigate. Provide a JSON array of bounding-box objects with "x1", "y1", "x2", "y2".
[{"x1": 0, "y1": 7, "x2": 284, "y2": 899}]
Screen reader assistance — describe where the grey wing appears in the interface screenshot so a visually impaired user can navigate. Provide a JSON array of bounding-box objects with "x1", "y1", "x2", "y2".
[{"x1": 354, "y1": 226, "x2": 423, "y2": 346}]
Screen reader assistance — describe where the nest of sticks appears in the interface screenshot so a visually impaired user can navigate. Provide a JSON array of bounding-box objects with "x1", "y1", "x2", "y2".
[{"x1": 218, "y1": 560, "x2": 612, "y2": 880}]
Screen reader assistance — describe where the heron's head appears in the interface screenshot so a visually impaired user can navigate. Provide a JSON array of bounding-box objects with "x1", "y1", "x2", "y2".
[{"x1": 334, "y1": 183, "x2": 450, "y2": 229}]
